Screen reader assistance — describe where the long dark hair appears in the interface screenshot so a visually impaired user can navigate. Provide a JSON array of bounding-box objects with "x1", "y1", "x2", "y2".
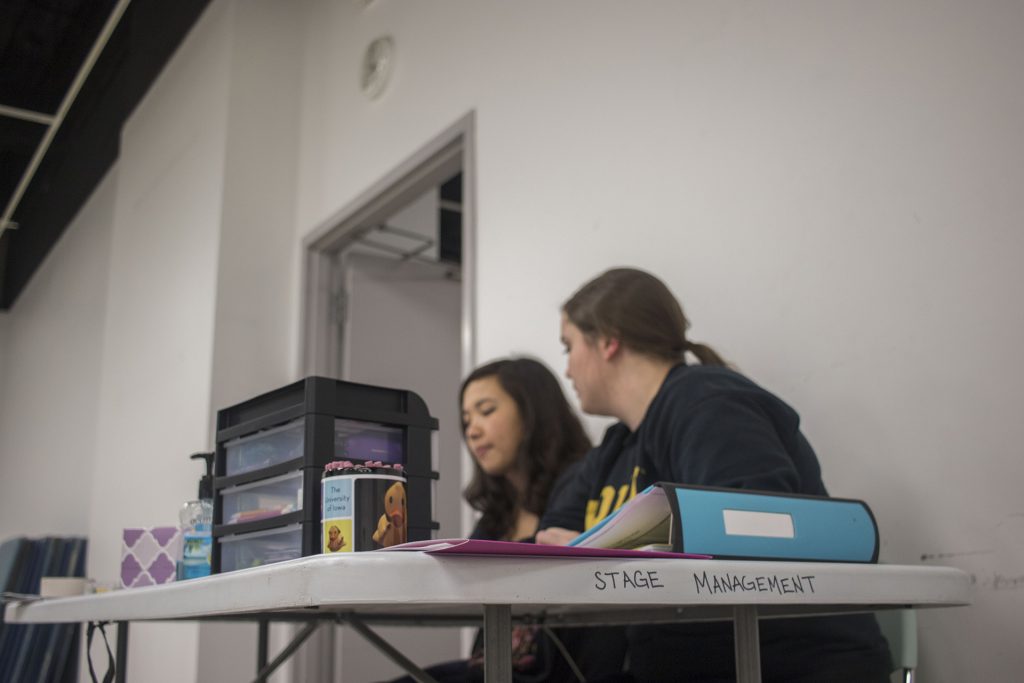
[
  {"x1": 563, "y1": 267, "x2": 727, "y2": 366},
  {"x1": 461, "y1": 357, "x2": 591, "y2": 540}
]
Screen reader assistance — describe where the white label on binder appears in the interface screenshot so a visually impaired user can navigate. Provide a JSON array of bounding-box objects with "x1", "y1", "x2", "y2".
[{"x1": 722, "y1": 509, "x2": 795, "y2": 538}]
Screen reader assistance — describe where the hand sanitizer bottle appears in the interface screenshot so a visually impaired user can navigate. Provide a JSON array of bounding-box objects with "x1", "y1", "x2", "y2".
[{"x1": 178, "y1": 452, "x2": 214, "y2": 580}]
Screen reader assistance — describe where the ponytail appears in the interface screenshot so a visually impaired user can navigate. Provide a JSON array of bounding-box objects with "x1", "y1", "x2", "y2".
[
  {"x1": 685, "y1": 340, "x2": 726, "y2": 367},
  {"x1": 565, "y1": 268, "x2": 728, "y2": 367}
]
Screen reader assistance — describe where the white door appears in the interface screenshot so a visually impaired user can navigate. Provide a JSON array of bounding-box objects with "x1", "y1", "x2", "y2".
[{"x1": 337, "y1": 250, "x2": 464, "y2": 681}]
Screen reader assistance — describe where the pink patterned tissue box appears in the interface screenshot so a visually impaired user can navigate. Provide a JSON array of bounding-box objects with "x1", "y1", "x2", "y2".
[{"x1": 120, "y1": 527, "x2": 182, "y2": 588}]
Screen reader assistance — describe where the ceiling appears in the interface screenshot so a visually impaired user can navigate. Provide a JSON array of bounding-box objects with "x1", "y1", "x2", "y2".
[{"x1": 0, "y1": 0, "x2": 211, "y2": 310}]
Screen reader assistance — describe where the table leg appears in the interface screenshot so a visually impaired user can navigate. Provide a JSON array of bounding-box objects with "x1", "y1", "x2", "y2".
[
  {"x1": 257, "y1": 619, "x2": 269, "y2": 673},
  {"x1": 252, "y1": 622, "x2": 319, "y2": 683},
  {"x1": 116, "y1": 621, "x2": 129, "y2": 683},
  {"x1": 483, "y1": 604, "x2": 512, "y2": 683},
  {"x1": 344, "y1": 616, "x2": 439, "y2": 683},
  {"x1": 733, "y1": 606, "x2": 761, "y2": 683}
]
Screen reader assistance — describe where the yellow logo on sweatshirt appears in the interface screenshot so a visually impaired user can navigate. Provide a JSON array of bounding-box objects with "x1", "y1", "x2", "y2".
[{"x1": 584, "y1": 466, "x2": 641, "y2": 530}]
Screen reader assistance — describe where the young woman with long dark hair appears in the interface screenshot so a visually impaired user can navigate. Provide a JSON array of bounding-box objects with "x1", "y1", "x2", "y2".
[
  {"x1": 392, "y1": 357, "x2": 625, "y2": 683},
  {"x1": 461, "y1": 357, "x2": 591, "y2": 542}
]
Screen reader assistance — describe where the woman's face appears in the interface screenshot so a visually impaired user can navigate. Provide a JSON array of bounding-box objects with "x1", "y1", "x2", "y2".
[
  {"x1": 561, "y1": 314, "x2": 608, "y2": 415},
  {"x1": 461, "y1": 375, "x2": 525, "y2": 479}
]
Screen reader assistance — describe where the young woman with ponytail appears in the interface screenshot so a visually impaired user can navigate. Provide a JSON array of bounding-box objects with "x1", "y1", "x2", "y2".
[{"x1": 537, "y1": 267, "x2": 892, "y2": 682}]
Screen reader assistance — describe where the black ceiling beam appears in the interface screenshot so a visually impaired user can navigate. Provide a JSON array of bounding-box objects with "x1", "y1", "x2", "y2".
[{"x1": 1, "y1": 0, "x2": 211, "y2": 310}]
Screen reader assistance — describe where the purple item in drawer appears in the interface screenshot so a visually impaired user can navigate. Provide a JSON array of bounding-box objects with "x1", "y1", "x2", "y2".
[{"x1": 345, "y1": 433, "x2": 402, "y2": 463}]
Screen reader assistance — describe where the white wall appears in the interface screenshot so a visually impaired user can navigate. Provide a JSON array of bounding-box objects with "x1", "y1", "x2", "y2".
[
  {"x1": 209, "y1": 0, "x2": 303, "y2": 415},
  {"x1": 200, "y1": 2, "x2": 304, "y2": 680},
  {"x1": 293, "y1": 1, "x2": 1024, "y2": 680},
  {"x1": 0, "y1": 168, "x2": 116, "y2": 540},
  {"x1": 83, "y1": 0, "x2": 233, "y2": 678},
  {"x1": 2, "y1": 1, "x2": 1022, "y2": 681}
]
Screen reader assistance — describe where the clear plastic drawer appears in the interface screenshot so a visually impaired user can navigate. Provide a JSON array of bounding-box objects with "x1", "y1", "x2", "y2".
[
  {"x1": 225, "y1": 419, "x2": 305, "y2": 476},
  {"x1": 221, "y1": 471, "x2": 303, "y2": 525},
  {"x1": 334, "y1": 419, "x2": 403, "y2": 463},
  {"x1": 218, "y1": 524, "x2": 302, "y2": 572}
]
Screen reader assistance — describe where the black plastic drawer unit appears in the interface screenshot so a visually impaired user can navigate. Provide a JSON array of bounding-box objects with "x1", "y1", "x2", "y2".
[{"x1": 211, "y1": 376, "x2": 438, "y2": 573}]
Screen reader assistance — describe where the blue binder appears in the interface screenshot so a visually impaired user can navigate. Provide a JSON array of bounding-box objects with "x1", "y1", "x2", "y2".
[{"x1": 662, "y1": 483, "x2": 879, "y2": 563}]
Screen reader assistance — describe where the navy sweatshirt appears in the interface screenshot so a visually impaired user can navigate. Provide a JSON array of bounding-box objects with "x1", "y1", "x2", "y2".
[{"x1": 541, "y1": 364, "x2": 892, "y2": 682}]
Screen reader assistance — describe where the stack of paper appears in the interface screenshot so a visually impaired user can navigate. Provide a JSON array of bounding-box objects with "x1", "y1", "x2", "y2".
[{"x1": 569, "y1": 486, "x2": 673, "y2": 550}]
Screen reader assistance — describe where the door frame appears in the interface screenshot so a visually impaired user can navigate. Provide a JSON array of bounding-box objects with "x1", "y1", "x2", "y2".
[{"x1": 302, "y1": 112, "x2": 476, "y2": 381}]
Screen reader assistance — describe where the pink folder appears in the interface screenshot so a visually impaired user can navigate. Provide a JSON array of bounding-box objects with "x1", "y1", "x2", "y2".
[{"x1": 378, "y1": 538, "x2": 710, "y2": 560}]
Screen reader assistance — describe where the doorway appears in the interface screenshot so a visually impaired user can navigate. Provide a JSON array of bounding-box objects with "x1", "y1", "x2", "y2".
[{"x1": 300, "y1": 113, "x2": 475, "y2": 681}]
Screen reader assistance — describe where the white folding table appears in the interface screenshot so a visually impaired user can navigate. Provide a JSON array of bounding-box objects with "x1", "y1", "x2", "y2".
[{"x1": 4, "y1": 552, "x2": 971, "y2": 683}]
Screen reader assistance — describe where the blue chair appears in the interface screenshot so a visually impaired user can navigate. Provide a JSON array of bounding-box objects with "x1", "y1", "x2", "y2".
[{"x1": 876, "y1": 609, "x2": 917, "y2": 683}]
